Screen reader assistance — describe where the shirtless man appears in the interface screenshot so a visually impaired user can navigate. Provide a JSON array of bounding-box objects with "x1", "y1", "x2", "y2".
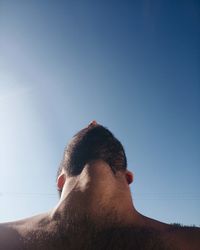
[{"x1": 0, "y1": 121, "x2": 199, "y2": 250}]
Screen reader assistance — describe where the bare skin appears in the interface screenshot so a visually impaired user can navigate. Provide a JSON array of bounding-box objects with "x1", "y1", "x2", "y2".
[{"x1": 0, "y1": 160, "x2": 200, "y2": 250}]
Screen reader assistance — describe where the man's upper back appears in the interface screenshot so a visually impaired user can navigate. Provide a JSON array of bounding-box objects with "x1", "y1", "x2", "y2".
[{"x1": 1, "y1": 214, "x2": 200, "y2": 250}]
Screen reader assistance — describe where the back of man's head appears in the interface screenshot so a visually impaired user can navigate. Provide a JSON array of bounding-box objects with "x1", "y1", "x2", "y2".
[{"x1": 57, "y1": 123, "x2": 127, "y2": 180}]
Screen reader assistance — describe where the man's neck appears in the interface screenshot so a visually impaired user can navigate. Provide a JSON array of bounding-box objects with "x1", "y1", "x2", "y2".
[{"x1": 51, "y1": 161, "x2": 138, "y2": 226}]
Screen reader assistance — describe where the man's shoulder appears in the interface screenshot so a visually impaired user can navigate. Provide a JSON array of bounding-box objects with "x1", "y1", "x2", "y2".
[
  {"x1": 164, "y1": 224, "x2": 200, "y2": 250},
  {"x1": 137, "y1": 215, "x2": 200, "y2": 249},
  {"x1": 0, "y1": 213, "x2": 51, "y2": 250},
  {"x1": 0, "y1": 212, "x2": 51, "y2": 232},
  {"x1": 0, "y1": 222, "x2": 22, "y2": 250}
]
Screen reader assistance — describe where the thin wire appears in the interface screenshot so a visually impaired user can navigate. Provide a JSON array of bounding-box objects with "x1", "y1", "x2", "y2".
[
  {"x1": 0, "y1": 192, "x2": 57, "y2": 196},
  {"x1": 0, "y1": 192, "x2": 200, "y2": 200}
]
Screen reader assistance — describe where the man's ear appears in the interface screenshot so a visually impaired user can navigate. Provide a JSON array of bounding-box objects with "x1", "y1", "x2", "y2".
[
  {"x1": 57, "y1": 173, "x2": 66, "y2": 191},
  {"x1": 125, "y1": 170, "x2": 133, "y2": 185}
]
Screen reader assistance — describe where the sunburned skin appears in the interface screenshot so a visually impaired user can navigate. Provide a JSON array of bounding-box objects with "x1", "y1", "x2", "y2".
[{"x1": 0, "y1": 122, "x2": 200, "y2": 250}]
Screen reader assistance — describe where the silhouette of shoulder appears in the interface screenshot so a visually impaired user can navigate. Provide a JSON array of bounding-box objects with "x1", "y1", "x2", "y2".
[
  {"x1": 164, "y1": 224, "x2": 200, "y2": 250},
  {"x1": 1, "y1": 216, "x2": 200, "y2": 250}
]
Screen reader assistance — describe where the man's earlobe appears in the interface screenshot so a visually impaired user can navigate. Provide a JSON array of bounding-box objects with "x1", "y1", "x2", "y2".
[
  {"x1": 57, "y1": 173, "x2": 66, "y2": 191},
  {"x1": 125, "y1": 170, "x2": 133, "y2": 185}
]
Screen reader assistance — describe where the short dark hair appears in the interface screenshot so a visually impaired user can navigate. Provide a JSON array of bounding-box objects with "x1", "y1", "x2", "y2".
[{"x1": 57, "y1": 124, "x2": 127, "y2": 183}]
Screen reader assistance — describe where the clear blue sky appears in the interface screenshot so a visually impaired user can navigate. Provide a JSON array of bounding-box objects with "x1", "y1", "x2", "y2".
[{"x1": 0, "y1": 1, "x2": 199, "y2": 226}]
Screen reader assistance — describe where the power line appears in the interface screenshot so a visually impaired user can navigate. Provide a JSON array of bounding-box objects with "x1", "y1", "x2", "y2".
[
  {"x1": 0, "y1": 192, "x2": 57, "y2": 197},
  {"x1": 0, "y1": 192, "x2": 200, "y2": 200}
]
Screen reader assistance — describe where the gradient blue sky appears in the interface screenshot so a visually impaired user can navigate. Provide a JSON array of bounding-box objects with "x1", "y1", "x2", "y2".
[{"x1": 0, "y1": 1, "x2": 199, "y2": 226}]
